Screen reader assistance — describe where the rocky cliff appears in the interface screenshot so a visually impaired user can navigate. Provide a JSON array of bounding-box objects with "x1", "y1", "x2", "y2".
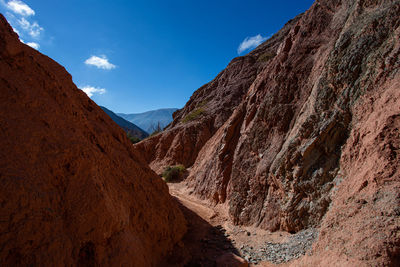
[
  {"x1": 0, "y1": 14, "x2": 186, "y2": 266},
  {"x1": 135, "y1": 0, "x2": 400, "y2": 265},
  {"x1": 134, "y1": 14, "x2": 300, "y2": 173}
]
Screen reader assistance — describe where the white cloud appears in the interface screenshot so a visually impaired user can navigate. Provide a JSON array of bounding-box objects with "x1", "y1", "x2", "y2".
[
  {"x1": 20, "y1": 40, "x2": 40, "y2": 50},
  {"x1": 6, "y1": 0, "x2": 35, "y2": 16},
  {"x1": 18, "y1": 17, "x2": 43, "y2": 38},
  {"x1": 26, "y1": 41, "x2": 39, "y2": 49},
  {"x1": 80, "y1": 86, "x2": 107, "y2": 98},
  {"x1": 84, "y1": 55, "x2": 116, "y2": 70},
  {"x1": 237, "y1": 34, "x2": 267, "y2": 54},
  {"x1": 2, "y1": 2, "x2": 43, "y2": 48}
]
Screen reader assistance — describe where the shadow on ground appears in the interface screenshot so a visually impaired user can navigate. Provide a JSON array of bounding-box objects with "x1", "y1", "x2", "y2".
[{"x1": 161, "y1": 197, "x2": 240, "y2": 267}]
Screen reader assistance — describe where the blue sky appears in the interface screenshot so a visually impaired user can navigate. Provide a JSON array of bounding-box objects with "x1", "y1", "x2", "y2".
[{"x1": 0, "y1": 0, "x2": 314, "y2": 113}]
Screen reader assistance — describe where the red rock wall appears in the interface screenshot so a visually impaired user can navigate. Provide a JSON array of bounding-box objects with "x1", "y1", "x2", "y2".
[
  {"x1": 0, "y1": 15, "x2": 186, "y2": 266},
  {"x1": 188, "y1": 0, "x2": 399, "y2": 229},
  {"x1": 136, "y1": 0, "x2": 400, "y2": 265},
  {"x1": 224, "y1": 0, "x2": 399, "y2": 231},
  {"x1": 290, "y1": 73, "x2": 400, "y2": 267}
]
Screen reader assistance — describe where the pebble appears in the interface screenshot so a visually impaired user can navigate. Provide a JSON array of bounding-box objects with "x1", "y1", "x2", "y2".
[{"x1": 238, "y1": 228, "x2": 318, "y2": 264}]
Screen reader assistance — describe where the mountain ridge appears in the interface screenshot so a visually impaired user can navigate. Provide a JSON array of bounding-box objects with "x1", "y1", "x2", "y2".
[
  {"x1": 118, "y1": 108, "x2": 178, "y2": 133},
  {"x1": 100, "y1": 106, "x2": 148, "y2": 139}
]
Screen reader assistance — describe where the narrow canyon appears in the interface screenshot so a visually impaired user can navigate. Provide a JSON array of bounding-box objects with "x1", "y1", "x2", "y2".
[{"x1": 0, "y1": 0, "x2": 399, "y2": 266}]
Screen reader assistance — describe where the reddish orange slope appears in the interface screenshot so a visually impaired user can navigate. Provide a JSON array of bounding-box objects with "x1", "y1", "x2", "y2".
[{"x1": 0, "y1": 15, "x2": 186, "y2": 266}]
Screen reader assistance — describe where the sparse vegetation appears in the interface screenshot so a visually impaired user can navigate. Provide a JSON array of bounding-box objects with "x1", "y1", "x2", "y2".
[
  {"x1": 127, "y1": 133, "x2": 141, "y2": 144},
  {"x1": 182, "y1": 100, "x2": 208, "y2": 123},
  {"x1": 148, "y1": 121, "x2": 163, "y2": 136},
  {"x1": 182, "y1": 107, "x2": 205, "y2": 123},
  {"x1": 162, "y1": 165, "x2": 186, "y2": 183},
  {"x1": 257, "y1": 51, "x2": 276, "y2": 62},
  {"x1": 199, "y1": 100, "x2": 209, "y2": 107}
]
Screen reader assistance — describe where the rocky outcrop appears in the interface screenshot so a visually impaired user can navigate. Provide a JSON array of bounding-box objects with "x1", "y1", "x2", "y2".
[
  {"x1": 134, "y1": 15, "x2": 301, "y2": 173},
  {"x1": 136, "y1": 0, "x2": 400, "y2": 265},
  {"x1": 295, "y1": 69, "x2": 400, "y2": 267},
  {"x1": 0, "y1": 15, "x2": 186, "y2": 266}
]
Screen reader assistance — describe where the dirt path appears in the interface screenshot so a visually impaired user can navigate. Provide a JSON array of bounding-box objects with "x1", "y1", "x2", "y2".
[{"x1": 162, "y1": 182, "x2": 316, "y2": 266}]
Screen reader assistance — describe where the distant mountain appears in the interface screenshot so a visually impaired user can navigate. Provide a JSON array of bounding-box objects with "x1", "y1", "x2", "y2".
[
  {"x1": 118, "y1": 108, "x2": 178, "y2": 133},
  {"x1": 100, "y1": 106, "x2": 148, "y2": 139}
]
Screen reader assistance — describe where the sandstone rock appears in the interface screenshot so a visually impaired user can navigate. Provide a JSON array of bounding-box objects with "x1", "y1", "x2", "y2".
[
  {"x1": 216, "y1": 252, "x2": 248, "y2": 267},
  {"x1": 0, "y1": 15, "x2": 186, "y2": 266},
  {"x1": 135, "y1": 0, "x2": 400, "y2": 265}
]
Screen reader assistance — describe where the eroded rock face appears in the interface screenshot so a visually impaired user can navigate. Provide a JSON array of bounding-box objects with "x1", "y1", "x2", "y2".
[
  {"x1": 134, "y1": 15, "x2": 301, "y2": 174},
  {"x1": 0, "y1": 15, "x2": 186, "y2": 266},
  {"x1": 298, "y1": 71, "x2": 400, "y2": 267},
  {"x1": 223, "y1": 0, "x2": 400, "y2": 233},
  {"x1": 135, "y1": 0, "x2": 400, "y2": 265},
  {"x1": 287, "y1": 73, "x2": 400, "y2": 267}
]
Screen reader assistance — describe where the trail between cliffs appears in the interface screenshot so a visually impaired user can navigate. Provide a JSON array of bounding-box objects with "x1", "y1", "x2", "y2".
[
  {"x1": 166, "y1": 182, "x2": 317, "y2": 266},
  {"x1": 169, "y1": 183, "x2": 218, "y2": 222}
]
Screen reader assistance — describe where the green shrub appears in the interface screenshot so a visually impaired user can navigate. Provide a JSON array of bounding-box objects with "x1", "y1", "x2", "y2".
[
  {"x1": 182, "y1": 107, "x2": 205, "y2": 123},
  {"x1": 149, "y1": 130, "x2": 161, "y2": 137},
  {"x1": 199, "y1": 100, "x2": 208, "y2": 107},
  {"x1": 162, "y1": 165, "x2": 186, "y2": 183},
  {"x1": 127, "y1": 133, "x2": 141, "y2": 144},
  {"x1": 182, "y1": 100, "x2": 208, "y2": 123},
  {"x1": 257, "y1": 51, "x2": 276, "y2": 62}
]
